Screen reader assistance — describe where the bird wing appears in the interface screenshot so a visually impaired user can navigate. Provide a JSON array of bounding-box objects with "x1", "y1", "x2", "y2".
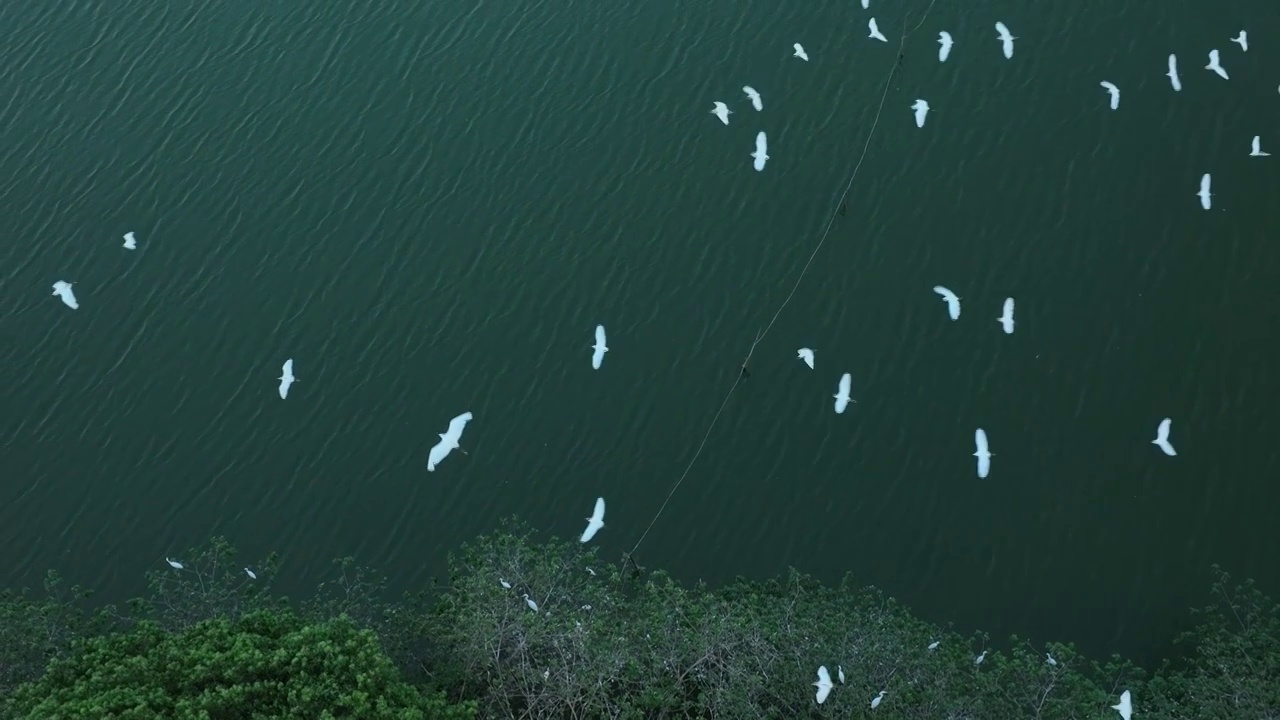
[
  {"x1": 591, "y1": 497, "x2": 605, "y2": 523},
  {"x1": 978, "y1": 455, "x2": 990, "y2": 478},
  {"x1": 755, "y1": 131, "x2": 767, "y2": 154},
  {"x1": 1157, "y1": 418, "x2": 1171, "y2": 439},
  {"x1": 595, "y1": 324, "x2": 606, "y2": 346},
  {"x1": 426, "y1": 439, "x2": 451, "y2": 471},
  {"x1": 446, "y1": 411, "x2": 473, "y2": 440},
  {"x1": 1003, "y1": 298, "x2": 1015, "y2": 319},
  {"x1": 975, "y1": 428, "x2": 988, "y2": 453},
  {"x1": 838, "y1": 373, "x2": 851, "y2": 396},
  {"x1": 592, "y1": 347, "x2": 605, "y2": 369},
  {"x1": 933, "y1": 285, "x2": 955, "y2": 301},
  {"x1": 1200, "y1": 174, "x2": 1211, "y2": 193}
]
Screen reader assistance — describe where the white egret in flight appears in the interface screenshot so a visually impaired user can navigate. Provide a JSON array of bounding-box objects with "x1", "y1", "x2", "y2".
[
  {"x1": 833, "y1": 373, "x2": 853, "y2": 414},
  {"x1": 591, "y1": 324, "x2": 608, "y2": 369},
  {"x1": 998, "y1": 297, "x2": 1015, "y2": 334},
  {"x1": 813, "y1": 666, "x2": 833, "y2": 704},
  {"x1": 793, "y1": 43, "x2": 809, "y2": 61},
  {"x1": 123, "y1": 231, "x2": 137, "y2": 250},
  {"x1": 1205, "y1": 49, "x2": 1228, "y2": 79},
  {"x1": 938, "y1": 32, "x2": 953, "y2": 62},
  {"x1": 580, "y1": 497, "x2": 606, "y2": 543},
  {"x1": 743, "y1": 86, "x2": 763, "y2": 111},
  {"x1": 995, "y1": 22, "x2": 1016, "y2": 59},
  {"x1": 1152, "y1": 417, "x2": 1176, "y2": 456},
  {"x1": 427, "y1": 411, "x2": 473, "y2": 471},
  {"x1": 51, "y1": 281, "x2": 78, "y2": 309},
  {"x1": 933, "y1": 286, "x2": 960, "y2": 320},
  {"x1": 1111, "y1": 690, "x2": 1132, "y2": 720},
  {"x1": 1230, "y1": 31, "x2": 1247, "y2": 52},
  {"x1": 974, "y1": 429, "x2": 992, "y2": 479},
  {"x1": 710, "y1": 102, "x2": 731, "y2": 125},
  {"x1": 911, "y1": 99, "x2": 930, "y2": 128},
  {"x1": 751, "y1": 131, "x2": 768, "y2": 171},
  {"x1": 277, "y1": 359, "x2": 296, "y2": 399},
  {"x1": 868, "y1": 18, "x2": 887, "y2": 42},
  {"x1": 1197, "y1": 173, "x2": 1212, "y2": 210},
  {"x1": 1166, "y1": 54, "x2": 1182, "y2": 91},
  {"x1": 1100, "y1": 81, "x2": 1120, "y2": 110},
  {"x1": 797, "y1": 348, "x2": 815, "y2": 369},
  {"x1": 1250, "y1": 136, "x2": 1270, "y2": 157}
]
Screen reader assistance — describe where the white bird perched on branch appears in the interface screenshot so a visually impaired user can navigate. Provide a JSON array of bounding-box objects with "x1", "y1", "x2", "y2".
[
  {"x1": 522, "y1": 593, "x2": 539, "y2": 612},
  {"x1": 427, "y1": 411, "x2": 473, "y2": 471},
  {"x1": 871, "y1": 690, "x2": 886, "y2": 709},
  {"x1": 580, "y1": 497, "x2": 606, "y2": 543},
  {"x1": 165, "y1": 557, "x2": 184, "y2": 570}
]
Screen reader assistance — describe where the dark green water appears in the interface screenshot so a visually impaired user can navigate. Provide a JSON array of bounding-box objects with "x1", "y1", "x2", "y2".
[{"x1": 3, "y1": 0, "x2": 1279, "y2": 666}]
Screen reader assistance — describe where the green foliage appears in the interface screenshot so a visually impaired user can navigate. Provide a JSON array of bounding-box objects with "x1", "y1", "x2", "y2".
[
  {"x1": 2, "y1": 531, "x2": 1278, "y2": 719},
  {"x1": 7, "y1": 608, "x2": 474, "y2": 720},
  {"x1": 1143, "y1": 565, "x2": 1280, "y2": 719}
]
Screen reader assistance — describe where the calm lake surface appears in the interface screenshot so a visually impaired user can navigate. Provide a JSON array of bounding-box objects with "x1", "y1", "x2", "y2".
[{"x1": 3, "y1": 0, "x2": 1279, "y2": 666}]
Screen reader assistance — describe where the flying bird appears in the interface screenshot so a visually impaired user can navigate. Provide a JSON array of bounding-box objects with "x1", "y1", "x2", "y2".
[
  {"x1": 591, "y1": 324, "x2": 609, "y2": 369},
  {"x1": 861, "y1": 0, "x2": 869, "y2": 8},
  {"x1": 1250, "y1": 136, "x2": 1270, "y2": 157},
  {"x1": 743, "y1": 86, "x2": 763, "y2": 111},
  {"x1": 1197, "y1": 173, "x2": 1212, "y2": 210},
  {"x1": 995, "y1": 22, "x2": 1016, "y2": 59},
  {"x1": 998, "y1": 297, "x2": 1015, "y2": 334},
  {"x1": 868, "y1": 18, "x2": 888, "y2": 42},
  {"x1": 933, "y1": 285, "x2": 961, "y2": 320},
  {"x1": 974, "y1": 429, "x2": 992, "y2": 479},
  {"x1": 751, "y1": 131, "x2": 769, "y2": 171},
  {"x1": 813, "y1": 666, "x2": 833, "y2": 704},
  {"x1": 522, "y1": 593, "x2": 539, "y2": 612},
  {"x1": 1152, "y1": 417, "x2": 1176, "y2": 456},
  {"x1": 937, "y1": 31, "x2": 954, "y2": 62},
  {"x1": 1230, "y1": 31, "x2": 1248, "y2": 52},
  {"x1": 1099, "y1": 81, "x2": 1120, "y2": 110},
  {"x1": 244, "y1": 567, "x2": 257, "y2": 580},
  {"x1": 1111, "y1": 690, "x2": 1132, "y2": 720},
  {"x1": 710, "y1": 101, "x2": 731, "y2": 125},
  {"x1": 427, "y1": 411, "x2": 473, "y2": 471},
  {"x1": 277, "y1": 359, "x2": 296, "y2": 399},
  {"x1": 871, "y1": 690, "x2": 886, "y2": 709},
  {"x1": 165, "y1": 557, "x2": 184, "y2": 570},
  {"x1": 51, "y1": 281, "x2": 78, "y2": 309},
  {"x1": 833, "y1": 372, "x2": 853, "y2": 414},
  {"x1": 793, "y1": 43, "x2": 809, "y2": 61},
  {"x1": 1205, "y1": 49, "x2": 1229, "y2": 79},
  {"x1": 122, "y1": 231, "x2": 137, "y2": 250},
  {"x1": 580, "y1": 497, "x2": 606, "y2": 543},
  {"x1": 911, "y1": 99, "x2": 930, "y2": 128},
  {"x1": 1166, "y1": 54, "x2": 1182, "y2": 91},
  {"x1": 797, "y1": 348, "x2": 815, "y2": 369}
]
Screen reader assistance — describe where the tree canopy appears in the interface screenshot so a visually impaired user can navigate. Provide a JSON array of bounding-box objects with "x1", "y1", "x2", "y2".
[{"x1": 1, "y1": 523, "x2": 1276, "y2": 719}]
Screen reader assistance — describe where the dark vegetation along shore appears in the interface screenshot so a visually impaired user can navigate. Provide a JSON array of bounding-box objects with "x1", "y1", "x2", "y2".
[{"x1": 1, "y1": 520, "x2": 1276, "y2": 719}]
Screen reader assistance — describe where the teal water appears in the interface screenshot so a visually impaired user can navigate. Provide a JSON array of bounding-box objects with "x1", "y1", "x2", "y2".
[{"x1": 3, "y1": 0, "x2": 1279, "y2": 666}]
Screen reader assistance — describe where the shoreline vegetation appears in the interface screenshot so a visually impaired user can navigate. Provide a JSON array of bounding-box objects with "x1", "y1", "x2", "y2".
[{"x1": 1, "y1": 521, "x2": 1275, "y2": 719}]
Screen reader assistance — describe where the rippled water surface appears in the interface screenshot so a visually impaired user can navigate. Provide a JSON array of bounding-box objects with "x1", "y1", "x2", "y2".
[{"x1": 3, "y1": 0, "x2": 1279, "y2": 664}]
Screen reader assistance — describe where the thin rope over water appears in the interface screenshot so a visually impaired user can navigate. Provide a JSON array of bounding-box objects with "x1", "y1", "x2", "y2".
[{"x1": 628, "y1": 2, "x2": 939, "y2": 559}]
